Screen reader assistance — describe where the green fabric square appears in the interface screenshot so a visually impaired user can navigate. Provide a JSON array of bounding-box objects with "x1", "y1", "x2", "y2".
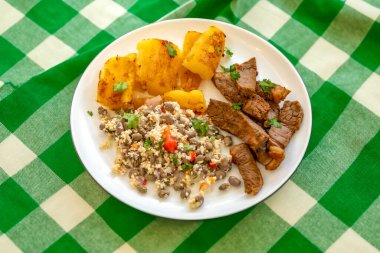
[
  {"x1": 78, "y1": 31, "x2": 114, "y2": 54},
  {"x1": 96, "y1": 197, "x2": 155, "y2": 241},
  {"x1": 328, "y1": 58, "x2": 372, "y2": 96},
  {"x1": 295, "y1": 204, "x2": 347, "y2": 251},
  {"x1": 0, "y1": 83, "x2": 15, "y2": 101},
  {"x1": 45, "y1": 233, "x2": 86, "y2": 253},
  {"x1": 236, "y1": 20, "x2": 266, "y2": 40},
  {"x1": 0, "y1": 178, "x2": 38, "y2": 232},
  {"x1": 271, "y1": 19, "x2": 319, "y2": 60},
  {"x1": 128, "y1": 0, "x2": 179, "y2": 23},
  {"x1": 7, "y1": 208, "x2": 64, "y2": 253},
  {"x1": 5, "y1": 0, "x2": 39, "y2": 13},
  {"x1": 295, "y1": 63, "x2": 324, "y2": 96},
  {"x1": 13, "y1": 158, "x2": 65, "y2": 203},
  {"x1": 2, "y1": 17, "x2": 50, "y2": 54},
  {"x1": 353, "y1": 197, "x2": 380, "y2": 249},
  {"x1": 70, "y1": 172, "x2": 109, "y2": 209},
  {"x1": 323, "y1": 5, "x2": 374, "y2": 54},
  {"x1": 207, "y1": 204, "x2": 290, "y2": 253},
  {"x1": 216, "y1": 3, "x2": 240, "y2": 24},
  {"x1": 306, "y1": 82, "x2": 351, "y2": 156},
  {"x1": 352, "y1": 21, "x2": 380, "y2": 71},
  {"x1": 63, "y1": 0, "x2": 92, "y2": 11},
  {"x1": 0, "y1": 167, "x2": 8, "y2": 185},
  {"x1": 39, "y1": 131, "x2": 85, "y2": 183},
  {"x1": 114, "y1": 0, "x2": 138, "y2": 9},
  {"x1": 320, "y1": 131, "x2": 380, "y2": 226},
  {"x1": 26, "y1": 0, "x2": 77, "y2": 34},
  {"x1": 231, "y1": 0, "x2": 259, "y2": 18},
  {"x1": 269, "y1": 0, "x2": 302, "y2": 15},
  {"x1": 55, "y1": 15, "x2": 100, "y2": 51},
  {"x1": 0, "y1": 37, "x2": 24, "y2": 76},
  {"x1": 270, "y1": 40, "x2": 299, "y2": 65},
  {"x1": 0, "y1": 123, "x2": 11, "y2": 143},
  {"x1": 268, "y1": 228, "x2": 321, "y2": 253},
  {"x1": 292, "y1": 0, "x2": 344, "y2": 36},
  {"x1": 70, "y1": 213, "x2": 124, "y2": 252},
  {"x1": 105, "y1": 12, "x2": 146, "y2": 39},
  {"x1": 1, "y1": 57, "x2": 43, "y2": 86},
  {"x1": 364, "y1": 0, "x2": 380, "y2": 8}
]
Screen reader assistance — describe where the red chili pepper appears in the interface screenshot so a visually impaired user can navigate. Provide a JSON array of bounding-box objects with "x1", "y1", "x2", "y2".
[
  {"x1": 142, "y1": 177, "x2": 147, "y2": 185},
  {"x1": 162, "y1": 126, "x2": 177, "y2": 153},
  {"x1": 161, "y1": 106, "x2": 166, "y2": 113},
  {"x1": 208, "y1": 162, "x2": 217, "y2": 169},
  {"x1": 189, "y1": 150, "x2": 196, "y2": 162}
]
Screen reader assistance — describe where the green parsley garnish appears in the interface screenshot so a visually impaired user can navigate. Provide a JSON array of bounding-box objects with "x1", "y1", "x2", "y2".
[
  {"x1": 191, "y1": 118, "x2": 209, "y2": 137},
  {"x1": 181, "y1": 163, "x2": 193, "y2": 170},
  {"x1": 184, "y1": 144, "x2": 194, "y2": 151},
  {"x1": 225, "y1": 47, "x2": 233, "y2": 57},
  {"x1": 268, "y1": 117, "x2": 282, "y2": 128},
  {"x1": 232, "y1": 102, "x2": 242, "y2": 111},
  {"x1": 172, "y1": 155, "x2": 179, "y2": 165},
  {"x1": 87, "y1": 111, "x2": 93, "y2": 116},
  {"x1": 166, "y1": 43, "x2": 177, "y2": 58},
  {"x1": 143, "y1": 139, "x2": 152, "y2": 149},
  {"x1": 259, "y1": 79, "x2": 275, "y2": 93},
  {"x1": 221, "y1": 65, "x2": 230, "y2": 72},
  {"x1": 229, "y1": 64, "x2": 240, "y2": 81},
  {"x1": 113, "y1": 82, "x2": 127, "y2": 93},
  {"x1": 215, "y1": 45, "x2": 221, "y2": 56},
  {"x1": 158, "y1": 139, "x2": 164, "y2": 149},
  {"x1": 123, "y1": 113, "x2": 140, "y2": 129}
]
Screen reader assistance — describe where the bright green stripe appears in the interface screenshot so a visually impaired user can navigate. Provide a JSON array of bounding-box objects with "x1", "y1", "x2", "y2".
[
  {"x1": 78, "y1": 31, "x2": 114, "y2": 54},
  {"x1": 128, "y1": 0, "x2": 179, "y2": 23},
  {"x1": 44, "y1": 233, "x2": 86, "y2": 253},
  {"x1": 208, "y1": 204, "x2": 290, "y2": 253},
  {"x1": 269, "y1": 40, "x2": 299, "y2": 65},
  {"x1": 0, "y1": 46, "x2": 103, "y2": 132},
  {"x1": 217, "y1": 2, "x2": 240, "y2": 24},
  {"x1": 268, "y1": 228, "x2": 321, "y2": 253},
  {"x1": 173, "y1": 207, "x2": 253, "y2": 253},
  {"x1": 187, "y1": 0, "x2": 231, "y2": 19},
  {"x1": 129, "y1": 218, "x2": 201, "y2": 252},
  {"x1": 292, "y1": 0, "x2": 344, "y2": 35},
  {"x1": 96, "y1": 197, "x2": 155, "y2": 241},
  {"x1": 305, "y1": 82, "x2": 351, "y2": 156},
  {"x1": 320, "y1": 131, "x2": 380, "y2": 226}
]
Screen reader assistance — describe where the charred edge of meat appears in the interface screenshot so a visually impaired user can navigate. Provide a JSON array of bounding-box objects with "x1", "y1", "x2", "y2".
[
  {"x1": 279, "y1": 100, "x2": 303, "y2": 132},
  {"x1": 256, "y1": 81, "x2": 290, "y2": 104},
  {"x1": 230, "y1": 143, "x2": 263, "y2": 195}
]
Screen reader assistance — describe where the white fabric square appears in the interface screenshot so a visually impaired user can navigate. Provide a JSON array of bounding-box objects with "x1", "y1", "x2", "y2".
[
  {"x1": 41, "y1": 185, "x2": 93, "y2": 232},
  {"x1": 353, "y1": 73, "x2": 380, "y2": 117},
  {"x1": 0, "y1": 1, "x2": 23, "y2": 35},
  {"x1": 346, "y1": 0, "x2": 380, "y2": 20},
  {"x1": 241, "y1": 0, "x2": 290, "y2": 38},
  {"x1": 27, "y1": 35, "x2": 75, "y2": 70},
  {"x1": 0, "y1": 134, "x2": 36, "y2": 176},
  {"x1": 113, "y1": 243, "x2": 137, "y2": 253},
  {"x1": 300, "y1": 38, "x2": 349, "y2": 80},
  {"x1": 0, "y1": 235, "x2": 23, "y2": 253},
  {"x1": 80, "y1": 0, "x2": 126, "y2": 29},
  {"x1": 265, "y1": 180, "x2": 316, "y2": 225},
  {"x1": 326, "y1": 228, "x2": 379, "y2": 253}
]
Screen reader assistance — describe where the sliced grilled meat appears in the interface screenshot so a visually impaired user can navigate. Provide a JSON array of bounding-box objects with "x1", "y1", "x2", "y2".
[
  {"x1": 279, "y1": 101, "x2": 303, "y2": 132},
  {"x1": 230, "y1": 143, "x2": 263, "y2": 195},
  {"x1": 212, "y1": 72, "x2": 243, "y2": 103},
  {"x1": 207, "y1": 99, "x2": 268, "y2": 149},
  {"x1": 268, "y1": 123, "x2": 292, "y2": 148},
  {"x1": 256, "y1": 81, "x2": 290, "y2": 104},
  {"x1": 236, "y1": 58, "x2": 257, "y2": 97},
  {"x1": 242, "y1": 94, "x2": 271, "y2": 121}
]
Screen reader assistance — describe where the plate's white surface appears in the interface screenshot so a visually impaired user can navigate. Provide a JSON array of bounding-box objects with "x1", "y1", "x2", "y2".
[{"x1": 71, "y1": 18, "x2": 312, "y2": 220}]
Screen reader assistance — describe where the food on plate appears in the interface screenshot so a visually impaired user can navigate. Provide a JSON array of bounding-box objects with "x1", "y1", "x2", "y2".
[
  {"x1": 183, "y1": 26, "x2": 226, "y2": 79},
  {"x1": 235, "y1": 58, "x2": 257, "y2": 96},
  {"x1": 97, "y1": 53, "x2": 136, "y2": 109},
  {"x1": 136, "y1": 39, "x2": 182, "y2": 95},
  {"x1": 163, "y1": 90, "x2": 206, "y2": 113},
  {"x1": 230, "y1": 144, "x2": 263, "y2": 195},
  {"x1": 179, "y1": 31, "x2": 202, "y2": 91},
  {"x1": 98, "y1": 102, "x2": 234, "y2": 208}
]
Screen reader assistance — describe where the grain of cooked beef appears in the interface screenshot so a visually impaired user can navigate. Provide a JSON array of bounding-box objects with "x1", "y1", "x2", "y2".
[
  {"x1": 279, "y1": 101, "x2": 303, "y2": 132},
  {"x1": 230, "y1": 143, "x2": 263, "y2": 195},
  {"x1": 252, "y1": 141, "x2": 285, "y2": 171},
  {"x1": 242, "y1": 94, "x2": 271, "y2": 121},
  {"x1": 207, "y1": 99, "x2": 268, "y2": 149},
  {"x1": 236, "y1": 58, "x2": 257, "y2": 97},
  {"x1": 256, "y1": 81, "x2": 290, "y2": 104},
  {"x1": 212, "y1": 72, "x2": 243, "y2": 103},
  {"x1": 268, "y1": 123, "x2": 292, "y2": 148}
]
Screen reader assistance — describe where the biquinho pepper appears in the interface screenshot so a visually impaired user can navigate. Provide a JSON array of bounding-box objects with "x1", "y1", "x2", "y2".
[
  {"x1": 162, "y1": 126, "x2": 177, "y2": 153},
  {"x1": 208, "y1": 162, "x2": 217, "y2": 169},
  {"x1": 189, "y1": 150, "x2": 196, "y2": 162}
]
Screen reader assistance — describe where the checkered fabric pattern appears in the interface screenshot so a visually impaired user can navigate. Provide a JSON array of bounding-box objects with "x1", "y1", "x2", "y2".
[{"x1": 0, "y1": 0, "x2": 379, "y2": 252}]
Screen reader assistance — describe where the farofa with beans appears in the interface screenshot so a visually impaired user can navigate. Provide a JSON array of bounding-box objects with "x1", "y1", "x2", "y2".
[{"x1": 98, "y1": 102, "x2": 236, "y2": 208}]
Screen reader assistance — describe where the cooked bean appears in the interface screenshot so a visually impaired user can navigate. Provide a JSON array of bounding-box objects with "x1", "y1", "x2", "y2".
[
  {"x1": 215, "y1": 170, "x2": 226, "y2": 180},
  {"x1": 146, "y1": 174, "x2": 156, "y2": 181},
  {"x1": 136, "y1": 184, "x2": 147, "y2": 193},
  {"x1": 138, "y1": 127, "x2": 146, "y2": 135},
  {"x1": 204, "y1": 153, "x2": 213, "y2": 162},
  {"x1": 173, "y1": 181, "x2": 185, "y2": 191},
  {"x1": 205, "y1": 142, "x2": 213, "y2": 151},
  {"x1": 163, "y1": 103, "x2": 174, "y2": 112},
  {"x1": 99, "y1": 123, "x2": 105, "y2": 130},
  {"x1": 157, "y1": 189, "x2": 170, "y2": 199},
  {"x1": 228, "y1": 176, "x2": 241, "y2": 186},
  {"x1": 132, "y1": 157, "x2": 141, "y2": 167},
  {"x1": 180, "y1": 188, "x2": 191, "y2": 199},
  {"x1": 190, "y1": 195, "x2": 204, "y2": 208},
  {"x1": 98, "y1": 106, "x2": 108, "y2": 116},
  {"x1": 132, "y1": 133, "x2": 142, "y2": 141},
  {"x1": 177, "y1": 125, "x2": 186, "y2": 134},
  {"x1": 186, "y1": 130, "x2": 196, "y2": 138},
  {"x1": 223, "y1": 136, "x2": 233, "y2": 146},
  {"x1": 161, "y1": 114, "x2": 174, "y2": 124},
  {"x1": 216, "y1": 134, "x2": 224, "y2": 140},
  {"x1": 115, "y1": 122, "x2": 124, "y2": 135},
  {"x1": 129, "y1": 169, "x2": 140, "y2": 178},
  {"x1": 195, "y1": 155, "x2": 204, "y2": 163},
  {"x1": 219, "y1": 183, "x2": 230, "y2": 191},
  {"x1": 180, "y1": 116, "x2": 190, "y2": 124}
]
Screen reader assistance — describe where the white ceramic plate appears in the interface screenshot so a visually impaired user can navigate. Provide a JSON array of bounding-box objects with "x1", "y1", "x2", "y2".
[{"x1": 71, "y1": 18, "x2": 312, "y2": 220}]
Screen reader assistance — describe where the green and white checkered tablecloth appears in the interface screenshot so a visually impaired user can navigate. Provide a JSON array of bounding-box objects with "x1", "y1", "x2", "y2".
[{"x1": 0, "y1": 0, "x2": 379, "y2": 252}]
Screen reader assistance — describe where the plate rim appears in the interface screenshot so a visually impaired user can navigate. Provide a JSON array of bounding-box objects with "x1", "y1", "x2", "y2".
[{"x1": 70, "y1": 18, "x2": 312, "y2": 220}]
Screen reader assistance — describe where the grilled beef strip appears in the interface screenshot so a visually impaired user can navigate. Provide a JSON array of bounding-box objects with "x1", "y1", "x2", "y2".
[
  {"x1": 279, "y1": 101, "x2": 303, "y2": 132},
  {"x1": 212, "y1": 72, "x2": 243, "y2": 103},
  {"x1": 256, "y1": 81, "x2": 290, "y2": 104},
  {"x1": 242, "y1": 94, "x2": 271, "y2": 121},
  {"x1": 236, "y1": 58, "x2": 257, "y2": 97},
  {"x1": 230, "y1": 143, "x2": 263, "y2": 195},
  {"x1": 207, "y1": 99, "x2": 268, "y2": 149}
]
